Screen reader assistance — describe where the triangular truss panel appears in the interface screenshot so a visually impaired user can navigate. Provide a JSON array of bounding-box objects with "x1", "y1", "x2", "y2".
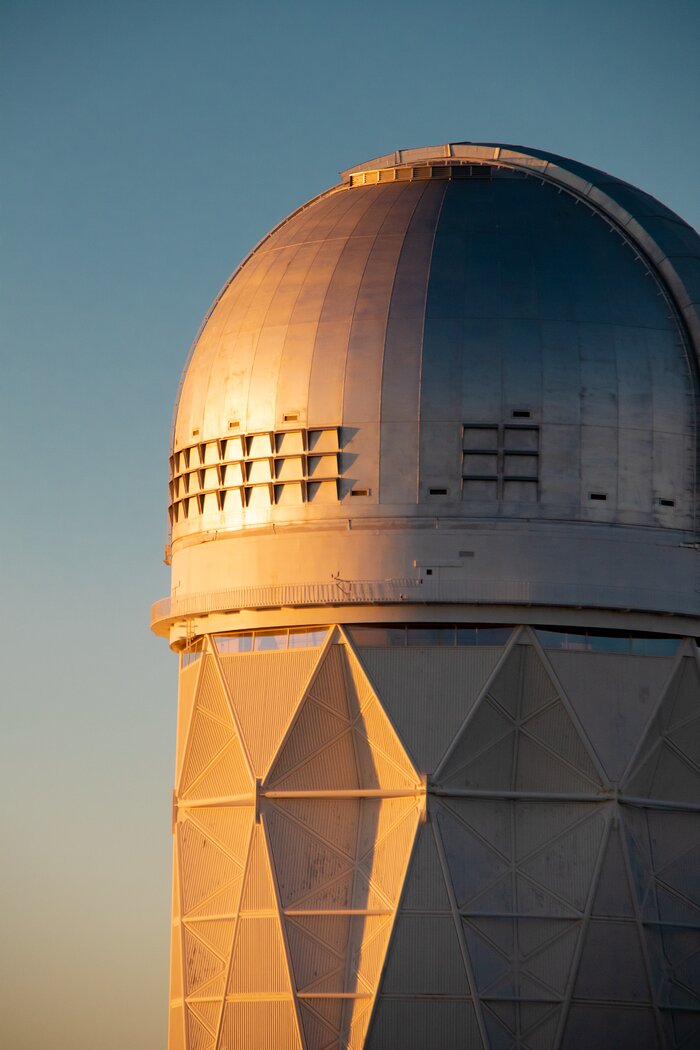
[
  {"x1": 175, "y1": 655, "x2": 204, "y2": 787},
  {"x1": 259, "y1": 640, "x2": 423, "y2": 1048},
  {"x1": 623, "y1": 804, "x2": 700, "y2": 1031},
  {"x1": 366, "y1": 810, "x2": 484, "y2": 1048},
  {"x1": 357, "y1": 645, "x2": 506, "y2": 774},
  {"x1": 624, "y1": 654, "x2": 700, "y2": 804},
  {"x1": 266, "y1": 641, "x2": 421, "y2": 792},
  {"x1": 186, "y1": 1009, "x2": 214, "y2": 1050},
  {"x1": 169, "y1": 626, "x2": 700, "y2": 1047},
  {"x1": 219, "y1": 647, "x2": 321, "y2": 779},
  {"x1": 174, "y1": 808, "x2": 254, "y2": 1049},
  {"x1": 178, "y1": 815, "x2": 250, "y2": 916},
  {"x1": 220, "y1": 821, "x2": 303, "y2": 1050},
  {"x1": 266, "y1": 796, "x2": 421, "y2": 1049},
  {"x1": 546, "y1": 649, "x2": 675, "y2": 783},
  {"x1": 437, "y1": 639, "x2": 603, "y2": 794},
  {"x1": 178, "y1": 650, "x2": 254, "y2": 802},
  {"x1": 428, "y1": 795, "x2": 609, "y2": 1045}
]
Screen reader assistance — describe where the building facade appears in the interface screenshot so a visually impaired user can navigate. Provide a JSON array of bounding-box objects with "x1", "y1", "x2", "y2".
[{"x1": 152, "y1": 143, "x2": 700, "y2": 1049}]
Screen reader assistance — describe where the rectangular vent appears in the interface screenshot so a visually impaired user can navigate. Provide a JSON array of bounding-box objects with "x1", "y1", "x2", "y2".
[
  {"x1": 589, "y1": 492, "x2": 607, "y2": 501},
  {"x1": 658, "y1": 498, "x2": 675, "y2": 507},
  {"x1": 462, "y1": 422, "x2": 540, "y2": 502},
  {"x1": 511, "y1": 410, "x2": 531, "y2": 418},
  {"x1": 283, "y1": 413, "x2": 299, "y2": 422},
  {"x1": 429, "y1": 488, "x2": 448, "y2": 496},
  {"x1": 351, "y1": 488, "x2": 370, "y2": 496}
]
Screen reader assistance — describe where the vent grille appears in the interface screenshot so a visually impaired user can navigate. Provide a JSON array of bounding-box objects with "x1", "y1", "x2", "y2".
[{"x1": 169, "y1": 427, "x2": 341, "y2": 523}]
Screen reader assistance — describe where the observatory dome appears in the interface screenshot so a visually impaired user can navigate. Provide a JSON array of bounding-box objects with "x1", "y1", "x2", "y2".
[
  {"x1": 162, "y1": 143, "x2": 700, "y2": 626},
  {"x1": 157, "y1": 146, "x2": 700, "y2": 1050}
]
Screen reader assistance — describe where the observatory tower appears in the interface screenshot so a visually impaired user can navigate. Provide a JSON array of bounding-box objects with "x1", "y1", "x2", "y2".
[{"x1": 152, "y1": 144, "x2": 700, "y2": 1049}]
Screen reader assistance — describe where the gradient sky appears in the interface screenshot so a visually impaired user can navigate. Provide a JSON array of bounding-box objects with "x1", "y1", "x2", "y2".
[{"x1": 2, "y1": 1, "x2": 698, "y2": 1047}]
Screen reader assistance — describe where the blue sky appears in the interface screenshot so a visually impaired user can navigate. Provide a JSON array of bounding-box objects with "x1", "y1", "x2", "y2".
[{"x1": 2, "y1": 1, "x2": 698, "y2": 1046}]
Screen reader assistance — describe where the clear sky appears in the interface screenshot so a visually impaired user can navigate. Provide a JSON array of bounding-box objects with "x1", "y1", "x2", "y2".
[{"x1": 1, "y1": 1, "x2": 698, "y2": 1047}]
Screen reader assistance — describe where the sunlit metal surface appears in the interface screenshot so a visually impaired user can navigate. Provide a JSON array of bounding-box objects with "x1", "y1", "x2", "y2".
[{"x1": 156, "y1": 145, "x2": 700, "y2": 1049}]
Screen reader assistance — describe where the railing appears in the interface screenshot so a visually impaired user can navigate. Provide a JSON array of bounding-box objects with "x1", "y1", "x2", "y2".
[{"x1": 150, "y1": 575, "x2": 695, "y2": 629}]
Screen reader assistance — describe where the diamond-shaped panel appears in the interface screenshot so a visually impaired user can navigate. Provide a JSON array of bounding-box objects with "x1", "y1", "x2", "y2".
[{"x1": 438, "y1": 641, "x2": 602, "y2": 794}]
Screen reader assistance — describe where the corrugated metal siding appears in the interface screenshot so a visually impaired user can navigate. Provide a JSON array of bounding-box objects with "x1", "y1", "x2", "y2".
[
  {"x1": 358, "y1": 647, "x2": 504, "y2": 773},
  {"x1": 219, "y1": 1001, "x2": 301, "y2": 1050},
  {"x1": 185, "y1": 1010, "x2": 212, "y2": 1050},
  {"x1": 171, "y1": 627, "x2": 700, "y2": 1046},
  {"x1": 196, "y1": 655, "x2": 232, "y2": 722},
  {"x1": 367, "y1": 998, "x2": 482, "y2": 1050},
  {"x1": 623, "y1": 654, "x2": 700, "y2": 802},
  {"x1": 188, "y1": 1001, "x2": 219, "y2": 1034},
  {"x1": 179, "y1": 710, "x2": 235, "y2": 794},
  {"x1": 359, "y1": 802, "x2": 420, "y2": 907},
  {"x1": 400, "y1": 821, "x2": 452, "y2": 912},
  {"x1": 285, "y1": 919, "x2": 345, "y2": 991},
  {"x1": 355, "y1": 702, "x2": 418, "y2": 790},
  {"x1": 517, "y1": 811, "x2": 608, "y2": 912},
  {"x1": 307, "y1": 643, "x2": 348, "y2": 713},
  {"x1": 184, "y1": 917, "x2": 235, "y2": 958},
  {"x1": 188, "y1": 807, "x2": 252, "y2": 865},
  {"x1": 219, "y1": 649, "x2": 317, "y2": 778},
  {"x1": 251, "y1": 642, "x2": 424, "y2": 1048},
  {"x1": 268, "y1": 699, "x2": 350, "y2": 783},
  {"x1": 183, "y1": 741, "x2": 252, "y2": 800},
  {"x1": 383, "y1": 912, "x2": 470, "y2": 995},
  {"x1": 237, "y1": 826, "x2": 276, "y2": 911},
  {"x1": 270, "y1": 798, "x2": 360, "y2": 859},
  {"x1": 265, "y1": 803, "x2": 353, "y2": 908},
  {"x1": 343, "y1": 645, "x2": 379, "y2": 713},
  {"x1": 548, "y1": 650, "x2": 676, "y2": 783},
  {"x1": 229, "y1": 919, "x2": 291, "y2": 994},
  {"x1": 179, "y1": 819, "x2": 241, "y2": 915},
  {"x1": 438, "y1": 643, "x2": 603, "y2": 793},
  {"x1": 561, "y1": 1004, "x2": 661, "y2": 1050},
  {"x1": 298, "y1": 1001, "x2": 342, "y2": 1049},
  {"x1": 175, "y1": 660, "x2": 201, "y2": 786},
  {"x1": 267, "y1": 643, "x2": 419, "y2": 791},
  {"x1": 183, "y1": 927, "x2": 225, "y2": 994}
]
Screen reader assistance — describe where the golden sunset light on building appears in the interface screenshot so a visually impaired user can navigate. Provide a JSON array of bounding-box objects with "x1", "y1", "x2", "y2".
[{"x1": 152, "y1": 143, "x2": 700, "y2": 1050}]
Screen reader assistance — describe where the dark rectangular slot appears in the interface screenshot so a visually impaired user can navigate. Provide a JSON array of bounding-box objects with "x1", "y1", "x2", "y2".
[
  {"x1": 590, "y1": 492, "x2": 607, "y2": 501},
  {"x1": 429, "y1": 488, "x2": 448, "y2": 495},
  {"x1": 351, "y1": 488, "x2": 369, "y2": 496},
  {"x1": 512, "y1": 410, "x2": 531, "y2": 418},
  {"x1": 659, "y1": 498, "x2": 675, "y2": 507}
]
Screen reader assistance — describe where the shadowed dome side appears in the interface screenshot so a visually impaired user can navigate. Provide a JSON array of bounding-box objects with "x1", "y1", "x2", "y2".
[{"x1": 170, "y1": 145, "x2": 699, "y2": 547}]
